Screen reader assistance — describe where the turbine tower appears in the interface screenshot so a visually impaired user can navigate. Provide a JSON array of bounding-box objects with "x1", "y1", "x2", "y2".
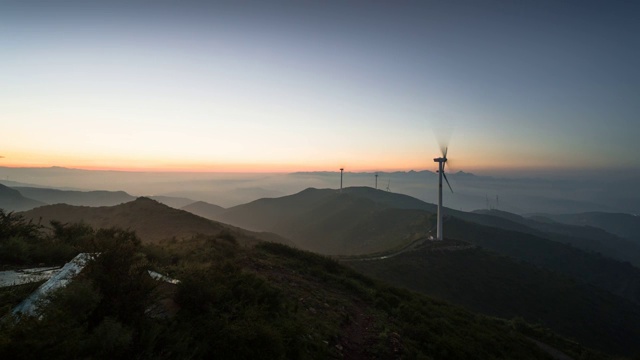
[
  {"x1": 434, "y1": 147, "x2": 453, "y2": 240},
  {"x1": 375, "y1": 173, "x2": 378, "y2": 189},
  {"x1": 340, "y1": 168, "x2": 344, "y2": 192}
]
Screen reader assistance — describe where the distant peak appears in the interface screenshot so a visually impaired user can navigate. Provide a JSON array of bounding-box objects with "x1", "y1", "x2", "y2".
[
  {"x1": 132, "y1": 196, "x2": 163, "y2": 205},
  {"x1": 135, "y1": 196, "x2": 157, "y2": 201}
]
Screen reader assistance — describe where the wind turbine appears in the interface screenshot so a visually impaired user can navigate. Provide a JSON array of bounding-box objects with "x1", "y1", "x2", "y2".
[
  {"x1": 434, "y1": 147, "x2": 453, "y2": 240},
  {"x1": 375, "y1": 173, "x2": 378, "y2": 189},
  {"x1": 340, "y1": 168, "x2": 344, "y2": 192}
]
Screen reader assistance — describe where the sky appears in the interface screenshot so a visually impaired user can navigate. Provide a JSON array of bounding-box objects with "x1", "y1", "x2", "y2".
[{"x1": 1, "y1": 0, "x2": 639, "y2": 176}]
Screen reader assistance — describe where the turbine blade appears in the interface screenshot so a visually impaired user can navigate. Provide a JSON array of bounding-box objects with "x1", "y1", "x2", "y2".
[
  {"x1": 432, "y1": 119, "x2": 454, "y2": 158},
  {"x1": 443, "y1": 171, "x2": 453, "y2": 193},
  {"x1": 443, "y1": 146, "x2": 448, "y2": 158}
]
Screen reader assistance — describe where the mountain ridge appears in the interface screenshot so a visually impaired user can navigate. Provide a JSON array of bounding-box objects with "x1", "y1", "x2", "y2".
[
  {"x1": 18, "y1": 197, "x2": 292, "y2": 246},
  {"x1": 0, "y1": 184, "x2": 45, "y2": 212}
]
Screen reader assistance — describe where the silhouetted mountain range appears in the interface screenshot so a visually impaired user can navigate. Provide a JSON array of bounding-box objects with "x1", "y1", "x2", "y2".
[
  {"x1": 2, "y1": 166, "x2": 637, "y2": 213},
  {"x1": 0, "y1": 184, "x2": 45, "y2": 211},
  {"x1": 18, "y1": 197, "x2": 291, "y2": 246},
  {"x1": 13, "y1": 186, "x2": 135, "y2": 207}
]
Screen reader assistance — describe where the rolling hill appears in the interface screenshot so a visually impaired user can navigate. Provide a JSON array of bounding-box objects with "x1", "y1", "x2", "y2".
[
  {"x1": 530, "y1": 211, "x2": 640, "y2": 243},
  {"x1": 18, "y1": 197, "x2": 291, "y2": 246},
  {"x1": 474, "y1": 209, "x2": 640, "y2": 266},
  {"x1": 2, "y1": 190, "x2": 628, "y2": 358},
  {"x1": 347, "y1": 239, "x2": 640, "y2": 356},
  {"x1": 211, "y1": 187, "x2": 437, "y2": 255},
  {"x1": 210, "y1": 187, "x2": 640, "y2": 306},
  {"x1": 212, "y1": 187, "x2": 640, "y2": 262},
  {"x1": 444, "y1": 216, "x2": 640, "y2": 305},
  {"x1": 0, "y1": 184, "x2": 45, "y2": 212},
  {"x1": 0, "y1": 214, "x2": 607, "y2": 359}
]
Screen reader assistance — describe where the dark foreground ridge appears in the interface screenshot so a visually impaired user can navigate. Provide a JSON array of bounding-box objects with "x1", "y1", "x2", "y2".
[{"x1": 0, "y1": 211, "x2": 608, "y2": 359}]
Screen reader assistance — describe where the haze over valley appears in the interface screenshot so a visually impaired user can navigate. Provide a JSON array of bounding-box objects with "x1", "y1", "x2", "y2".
[{"x1": 2, "y1": 0, "x2": 639, "y2": 359}]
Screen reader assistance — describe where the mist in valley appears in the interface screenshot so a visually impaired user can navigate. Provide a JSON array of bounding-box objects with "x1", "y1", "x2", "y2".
[{"x1": 1, "y1": 166, "x2": 638, "y2": 214}]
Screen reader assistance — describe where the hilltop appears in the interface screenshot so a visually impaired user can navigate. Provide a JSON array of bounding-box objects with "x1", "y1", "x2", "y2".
[
  {"x1": 18, "y1": 197, "x2": 290, "y2": 246},
  {"x1": 210, "y1": 186, "x2": 640, "y2": 263},
  {"x1": 211, "y1": 187, "x2": 437, "y2": 254}
]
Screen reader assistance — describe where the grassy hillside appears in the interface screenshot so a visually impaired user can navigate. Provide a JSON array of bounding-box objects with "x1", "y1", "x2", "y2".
[
  {"x1": 0, "y1": 216, "x2": 605, "y2": 359},
  {"x1": 531, "y1": 212, "x2": 640, "y2": 243},
  {"x1": 18, "y1": 197, "x2": 291, "y2": 246},
  {"x1": 0, "y1": 184, "x2": 44, "y2": 212},
  {"x1": 475, "y1": 209, "x2": 640, "y2": 266},
  {"x1": 214, "y1": 187, "x2": 636, "y2": 258},
  {"x1": 215, "y1": 188, "x2": 443, "y2": 255},
  {"x1": 347, "y1": 239, "x2": 640, "y2": 356},
  {"x1": 444, "y1": 217, "x2": 640, "y2": 305}
]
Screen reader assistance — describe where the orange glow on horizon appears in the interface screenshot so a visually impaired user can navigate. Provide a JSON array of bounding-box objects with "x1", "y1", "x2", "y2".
[{"x1": 1, "y1": 152, "x2": 620, "y2": 175}]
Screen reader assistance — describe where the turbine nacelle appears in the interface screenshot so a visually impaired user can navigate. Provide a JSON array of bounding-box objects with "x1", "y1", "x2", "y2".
[{"x1": 433, "y1": 157, "x2": 447, "y2": 163}]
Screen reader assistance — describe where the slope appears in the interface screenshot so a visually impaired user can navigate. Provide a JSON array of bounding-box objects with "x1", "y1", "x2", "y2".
[
  {"x1": 531, "y1": 212, "x2": 640, "y2": 243},
  {"x1": 347, "y1": 239, "x2": 640, "y2": 356},
  {"x1": 0, "y1": 184, "x2": 45, "y2": 212},
  {"x1": 444, "y1": 216, "x2": 640, "y2": 305},
  {"x1": 215, "y1": 187, "x2": 640, "y2": 306},
  {"x1": 181, "y1": 201, "x2": 226, "y2": 219},
  {"x1": 18, "y1": 197, "x2": 291, "y2": 246},
  {"x1": 213, "y1": 187, "x2": 439, "y2": 255},
  {"x1": 0, "y1": 219, "x2": 605, "y2": 359},
  {"x1": 213, "y1": 186, "x2": 636, "y2": 261},
  {"x1": 475, "y1": 209, "x2": 640, "y2": 266},
  {"x1": 148, "y1": 195, "x2": 197, "y2": 209}
]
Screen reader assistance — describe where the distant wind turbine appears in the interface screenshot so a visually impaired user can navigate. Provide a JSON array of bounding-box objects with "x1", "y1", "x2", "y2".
[
  {"x1": 340, "y1": 168, "x2": 344, "y2": 192},
  {"x1": 375, "y1": 173, "x2": 378, "y2": 189},
  {"x1": 434, "y1": 146, "x2": 453, "y2": 240},
  {"x1": 386, "y1": 179, "x2": 391, "y2": 192}
]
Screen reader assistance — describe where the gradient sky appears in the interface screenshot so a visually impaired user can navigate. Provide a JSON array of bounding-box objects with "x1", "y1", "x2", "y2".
[{"x1": 1, "y1": 0, "x2": 639, "y2": 175}]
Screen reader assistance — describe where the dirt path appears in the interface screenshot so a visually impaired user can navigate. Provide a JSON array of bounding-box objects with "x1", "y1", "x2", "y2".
[{"x1": 340, "y1": 238, "x2": 475, "y2": 262}]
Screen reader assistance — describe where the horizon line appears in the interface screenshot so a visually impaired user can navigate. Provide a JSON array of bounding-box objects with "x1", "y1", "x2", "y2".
[{"x1": 1, "y1": 164, "x2": 639, "y2": 178}]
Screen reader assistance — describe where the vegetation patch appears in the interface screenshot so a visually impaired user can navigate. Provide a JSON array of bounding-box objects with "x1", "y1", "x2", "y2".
[{"x1": 0, "y1": 212, "x2": 614, "y2": 359}]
